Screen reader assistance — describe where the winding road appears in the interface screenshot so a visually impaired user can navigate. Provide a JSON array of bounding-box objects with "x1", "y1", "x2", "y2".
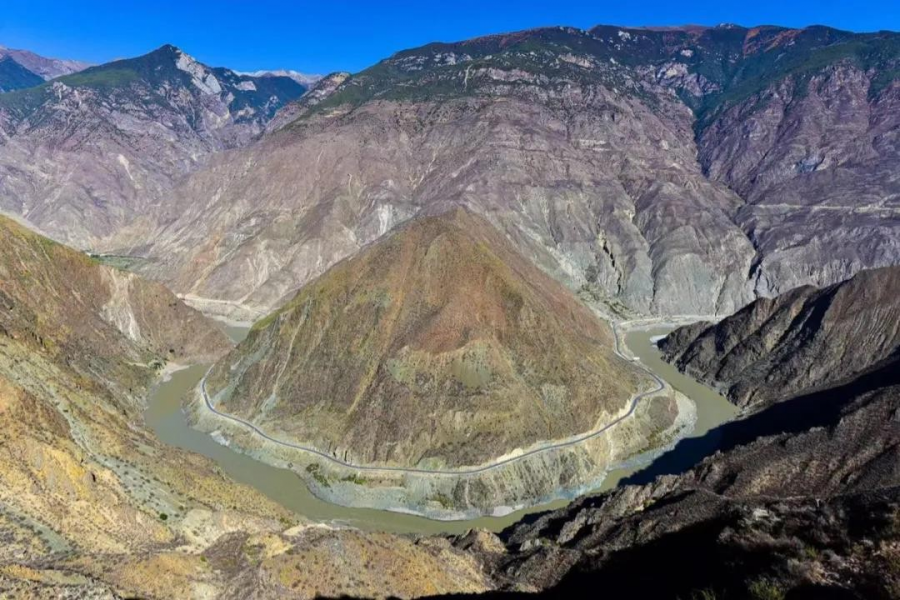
[{"x1": 197, "y1": 322, "x2": 667, "y2": 477}]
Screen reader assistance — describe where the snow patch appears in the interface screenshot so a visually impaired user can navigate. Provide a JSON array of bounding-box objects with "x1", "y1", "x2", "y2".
[{"x1": 236, "y1": 69, "x2": 322, "y2": 86}]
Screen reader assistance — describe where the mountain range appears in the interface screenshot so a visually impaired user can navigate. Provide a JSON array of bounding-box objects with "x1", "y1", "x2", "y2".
[
  {"x1": 0, "y1": 45, "x2": 89, "y2": 91},
  {"x1": 0, "y1": 44, "x2": 307, "y2": 247},
  {"x1": 0, "y1": 21, "x2": 898, "y2": 599},
  {"x1": 1, "y1": 25, "x2": 897, "y2": 322},
  {"x1": 129, "y1": 23, "x2": 899, "y2": 321}
]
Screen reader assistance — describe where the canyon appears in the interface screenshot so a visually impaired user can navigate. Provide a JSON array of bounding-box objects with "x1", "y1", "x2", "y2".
[{"x1": 0, "y1": 19, "x2": 897, "y2": 600}]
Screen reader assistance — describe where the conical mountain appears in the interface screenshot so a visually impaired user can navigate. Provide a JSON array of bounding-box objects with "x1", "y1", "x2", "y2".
[{"x1": 206, "y1": 208, "x2": 648, "y2": 468}]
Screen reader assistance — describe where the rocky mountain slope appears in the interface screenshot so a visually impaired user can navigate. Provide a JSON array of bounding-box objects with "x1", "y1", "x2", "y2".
[
  {"x1": 0, "y1": 44, "x2": 307, "y2": 248},
  {"x1": 0, "y1": 214, "x2": 232, "y2": 370},
  {"x1": 0, "y1": 215, "x2": 491, "y2": 599},
  {"x1": 133, "y1": 24, "x2": 898, "y2": 322},
  {"x1": 198, "y1": 209, "x2": 684, "y2": 516},
  {"x1": 435, "y1": 267, "x2": 900, "y2": 599},
  {"x1": 660, "y1": 266, "x2": 900, "y2": 409}
]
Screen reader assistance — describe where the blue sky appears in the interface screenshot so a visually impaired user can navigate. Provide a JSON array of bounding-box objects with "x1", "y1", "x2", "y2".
[{"x1": 1, "y1": 1, "x2": 898, "y2": 74}]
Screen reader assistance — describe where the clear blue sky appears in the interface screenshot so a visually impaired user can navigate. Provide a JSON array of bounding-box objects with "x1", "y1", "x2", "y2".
[{"x1": 1, "y1": 1, "x2": 898, "y2": 74}]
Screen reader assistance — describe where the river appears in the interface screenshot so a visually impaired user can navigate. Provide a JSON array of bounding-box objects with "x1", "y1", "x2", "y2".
[{"x1": 143, "y1": 324, "x2": 737, "y2": 534}]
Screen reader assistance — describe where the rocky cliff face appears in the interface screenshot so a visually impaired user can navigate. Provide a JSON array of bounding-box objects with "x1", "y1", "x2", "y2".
[
  {"x1": 134, "y1": 24, "x2": 899, "y2": 321},
  {"x1": 660, "y1": 266, "x2": 900, "y2": 409},
  {"x1": 699, "y1": 62, "x2": 900, "y2": 299},
  {"x1": 0, "y1": 45, "x2": 306, "y2": 248}
]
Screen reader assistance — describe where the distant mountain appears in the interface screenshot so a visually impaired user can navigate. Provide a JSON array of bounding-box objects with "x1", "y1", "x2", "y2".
[
  {"x1": 0, "y1": 55, "x2": 44, "y2": 92},
  {"x1": 0, "y1": 44, "x2": 90, "y2": 81},
  {"x1": 140, "y1": 24, "x2": 899, "y2": 321},
  {"x1": 265, "y1": 71, "x2": 350, "y2": 132},
  {"x1": 0, "y1": 44, "x2": 307, "y2": 247},
  {"x1": 236, "y1": 68, "x2": 323, "y2": 86}
]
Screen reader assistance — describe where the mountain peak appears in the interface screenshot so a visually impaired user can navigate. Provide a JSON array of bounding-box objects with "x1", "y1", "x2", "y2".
[{"x1": 151, "y1": 43, "x2": 182, "y2": 55}]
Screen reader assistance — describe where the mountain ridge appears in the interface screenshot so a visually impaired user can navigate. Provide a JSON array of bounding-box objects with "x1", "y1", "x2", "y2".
[{"x1": 659, "y1": 266, "x2": 900, "y2": 409}]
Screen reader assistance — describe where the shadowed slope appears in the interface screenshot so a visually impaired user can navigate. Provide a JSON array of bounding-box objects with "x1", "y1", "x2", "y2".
[{"x1": 660, "y1": 266, "x2": 900, "y2": 408}]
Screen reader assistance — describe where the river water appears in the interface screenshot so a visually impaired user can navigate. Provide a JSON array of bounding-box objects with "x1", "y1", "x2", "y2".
[{"x1": 143, "y1": 324, "x2": 736, "y2": 534}]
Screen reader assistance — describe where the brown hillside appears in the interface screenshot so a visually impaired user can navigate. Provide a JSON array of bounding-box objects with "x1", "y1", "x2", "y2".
[{"x1": 208, "y1": 208, "x2": 647, "y2": 468}]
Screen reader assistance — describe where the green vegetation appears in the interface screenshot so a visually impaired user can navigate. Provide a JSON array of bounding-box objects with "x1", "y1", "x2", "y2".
[
  {"x1": 801, "y1": 544, "x2": 820, "y2": 560},
  {"x1": 747, "y1": 578, "x2": 785, "y2": 600},
  {"x1": 289, "y1": 23, "x2": 898, "y2": 143},
  {"x1": 62, "y1": 68, "x2": 140, "y2": 89},
  {"x1": 430, "y1": 492, "x2": 454, "y2": 510},
  {"x1": 340, "y1": 473, "x2": 368, "y2": 485},
  {"x1": 90, "y1": 254, "x2": 148, "y2": 272},
  {"x1": 305, "y1": 463, "x2": 331, "y2": 488},
  {"x1": 299, "y1": 28, "x2": 649, "y2": 119},
  {"x1": 689, "y1": 589, "x2": 718, "y2": 600},
  {"x1": 158, "y1": 512, "x2": 168, "y2": 521},
  {"x1": 696, "y1": 32, "x2": 900, "y2": 132},
  {"x1": 250, "y1": 309, "x2": 281, "y2": 332}
]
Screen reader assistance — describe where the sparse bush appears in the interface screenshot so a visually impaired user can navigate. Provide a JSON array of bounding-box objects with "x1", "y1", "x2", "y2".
[
  {"x1": 305, "y1": 463, "x2": 331, "y2": 488},
  {"x1": 748, "y1": 578, "x2": 785, "y2": 600}
]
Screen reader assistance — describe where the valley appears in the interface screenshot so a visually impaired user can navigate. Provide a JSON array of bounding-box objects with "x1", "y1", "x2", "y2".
[{"x1": 0, "y1": 13, "x2": 897, "y2": 599}]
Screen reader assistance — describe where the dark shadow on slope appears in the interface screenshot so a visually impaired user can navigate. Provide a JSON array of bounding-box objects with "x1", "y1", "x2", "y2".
[{"x1": 621, "y1": 355, "x2": 900, "y2": 487}]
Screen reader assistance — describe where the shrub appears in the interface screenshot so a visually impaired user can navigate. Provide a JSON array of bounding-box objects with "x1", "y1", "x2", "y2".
[{"x1": 748, "y1": 578, "x2": 785, "y2": 600}]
